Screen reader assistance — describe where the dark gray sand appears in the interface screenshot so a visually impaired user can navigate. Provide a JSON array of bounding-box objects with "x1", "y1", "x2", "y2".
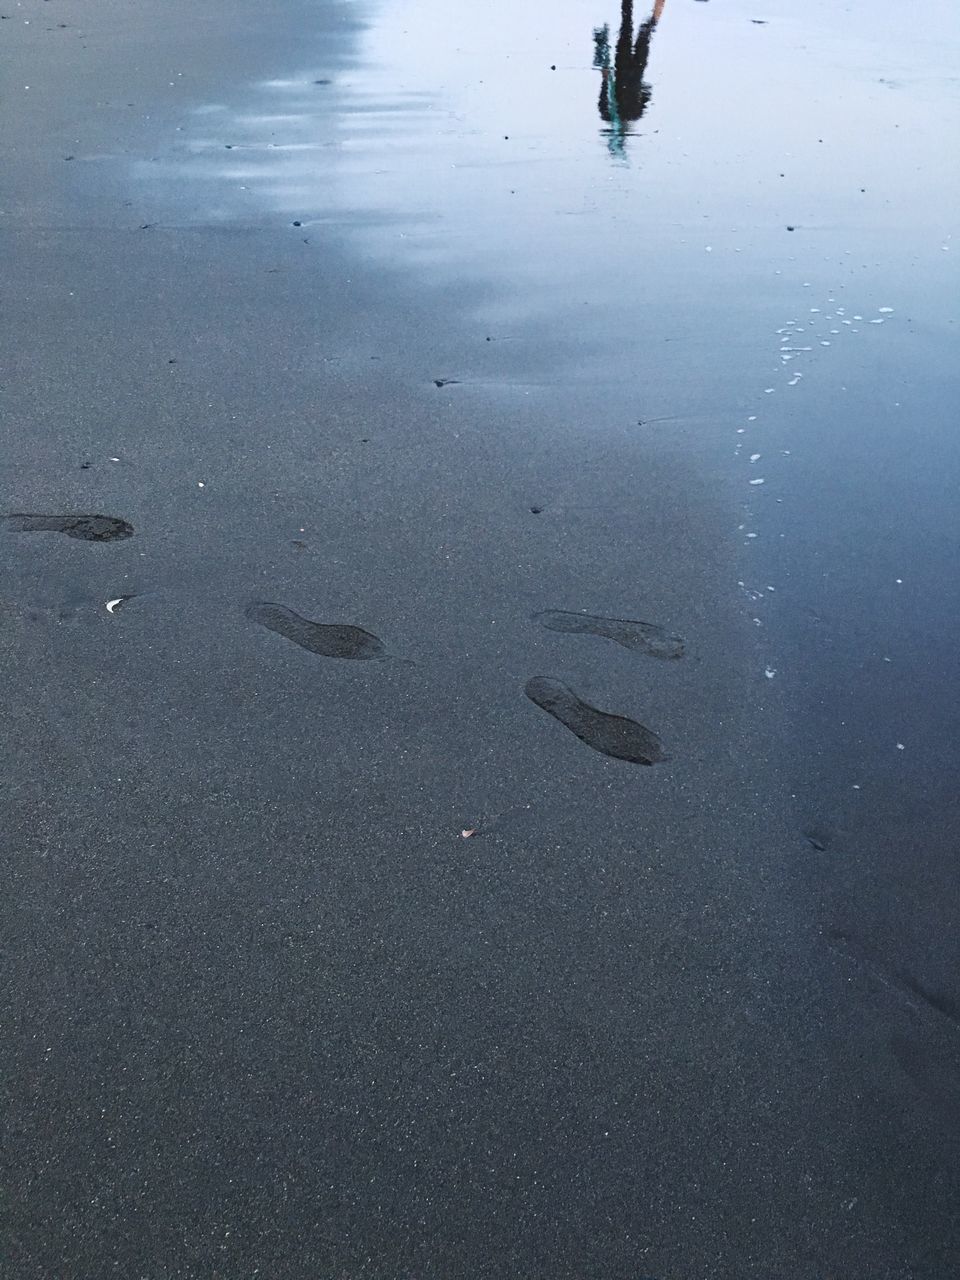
[{"x1": 2, "y1": 1, "x2": 959, "y2": 1276}]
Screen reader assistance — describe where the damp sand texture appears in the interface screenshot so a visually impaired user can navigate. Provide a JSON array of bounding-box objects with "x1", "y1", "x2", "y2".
[{"x1": 525, "y1": 677, "x2": 665, "y2": 765}]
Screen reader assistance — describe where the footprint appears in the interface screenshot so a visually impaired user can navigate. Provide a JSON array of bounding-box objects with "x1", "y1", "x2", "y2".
[
  {"x1": 2, "y1": 513, "x2": 134, "y2": 542},
  {"x1": 524, "y1": 677, "x2": 665, "y2": 765},
  {"x1": 534, "y1": 609, "x2": 683, "y2": 660},
  {"x1": 245, "y1": 602, "x2": 388, "y2": 660}
]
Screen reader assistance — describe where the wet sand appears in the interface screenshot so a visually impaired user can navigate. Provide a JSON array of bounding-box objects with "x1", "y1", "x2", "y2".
[{"x1": 2, "y1": 1, "x2": 959, "y2": 1276}]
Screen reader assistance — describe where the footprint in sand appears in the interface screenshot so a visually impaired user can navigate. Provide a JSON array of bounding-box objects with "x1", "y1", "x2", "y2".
[
  {"x1": 2, "y1": 513, "x2": 134, "y2": 542},
  {"x1": 534, "y1": 609, "x2": 683, "y2": 659},
  {"x1": 524, "y1": 677, "x2": 665, "y2": 765},
  {"x1": 245, "y1": 602, "x2": 390, "y2": 661}
]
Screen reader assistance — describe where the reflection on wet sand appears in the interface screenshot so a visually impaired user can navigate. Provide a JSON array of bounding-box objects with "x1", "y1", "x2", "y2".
[{"x1": 593, "y1": 0, "x2": 666, "y2": 155}]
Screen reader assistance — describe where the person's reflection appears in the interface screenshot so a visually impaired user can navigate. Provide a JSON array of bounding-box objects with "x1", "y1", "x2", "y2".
[{"x1": 593, "y1": 0, "x2": 666, "y2": 155}]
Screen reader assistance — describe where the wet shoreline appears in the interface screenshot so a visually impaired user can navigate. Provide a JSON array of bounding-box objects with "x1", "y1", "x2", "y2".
[{"x1": 3, "y1": 0, "x2": 959, "y2": 1276}]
